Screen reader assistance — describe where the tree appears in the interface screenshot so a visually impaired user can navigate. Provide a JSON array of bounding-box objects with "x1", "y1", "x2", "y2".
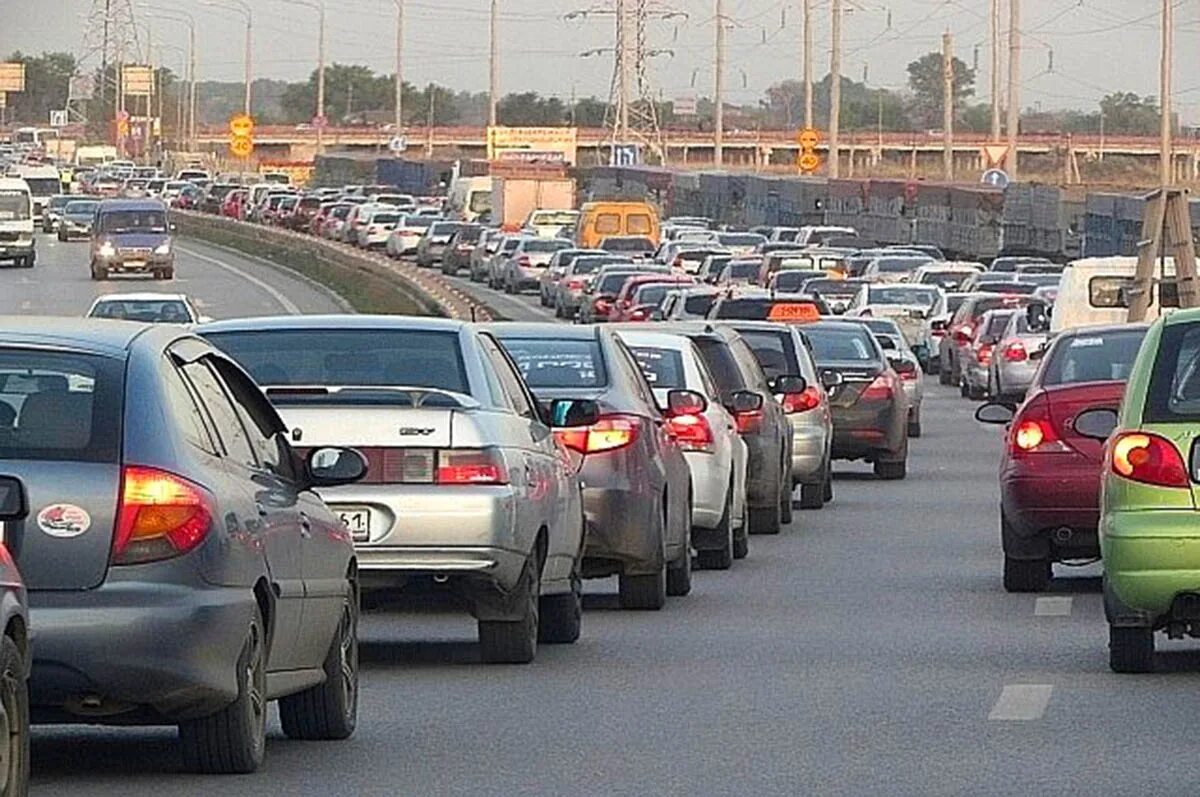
[
  {"x1": 572, "y1": 97, "x2": 608, "y2": 127},
  {"x1": 498, "y1": 92, "x2": 567, "y2": 126},
  {"x1": 906, "y1": 51, "x2": 975, "y2": 129},
  {"x1": 4, "y1": 51, "x2": 76, "y2": 125},
  {"x1": 1098, "y1": 92, "x2": 1160, "y2": 135}
]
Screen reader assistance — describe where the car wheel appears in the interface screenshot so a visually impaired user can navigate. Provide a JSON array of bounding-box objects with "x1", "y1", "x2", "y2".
[
  {"x1": 732, "y1": 528, "x2": 749, "y2": 560},
  {"x1": 666, "y1": 544, "x2": 692, "y2": 597},
  {"x1": 618, "y1": 567, "x2": 667, "y2": 610},
  {"x1": 823, "y1": 461, "x2": 834, "y2": 502},
  {"x1": 1109, "y1": 625, "x2": 1155, "y2": 673},
  {"x1": 279, "y1": 584, "x2": 359, "y2": 740},
  {"x1": 908, "y1": 411, "x2": 922, "y2": 438},
  {"x1": 179, "y1": 604, "x2": 268, "y2": 774},
  {"x1": 873, "y1": 456, "x2": 907, "y2": 480},
  {"x1": 780, "y1": 479, "x2": 794, "y2": 524},
  {"x1": 19, "y1": 257, "x2": 32, "y2": 269},
  {"x1": 0, "y1": 635, "x2": 29, "y2": 797},
  {"x1": 1003, "y1": 556, "x2": 1051, "y2": 593},
  {"x1": 478, "y1": 553, "x2": 539, "y2": 663},
  {"x1": 696, "y1": 485, "x2": 734, "y2": 570},
  {"x1": 799, "y1": 481, "x2": 825, "y2": 510},
  {"x1": 90, "y1": 263, "x2": 106, "y2": 281},
  {"x1": 969, "y1": 383, "x2": 987, "y2": 401},
  {"x1": 938, "y1": 357, "x2": 952, "y2": 385},
  {"x1": 959, "y1": 378, "x2": 970, "y2": 398},
  {"x1": 539, "y1": 566, "x2": 582, "y2": 644},
  {"x1": 748, "y1": 489, "x2": 782, "y2": 535}
]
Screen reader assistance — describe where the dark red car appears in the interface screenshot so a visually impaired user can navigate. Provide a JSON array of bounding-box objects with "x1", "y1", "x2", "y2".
[
  {"x1": 976, "y1": 323, "x2": 1150, "y2": 592},
  {"x1": 608, "y1": 275, "x2": 695, "y2": 323}
]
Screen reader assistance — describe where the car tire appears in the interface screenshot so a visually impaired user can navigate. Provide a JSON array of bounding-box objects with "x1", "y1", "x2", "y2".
[
  {"x1": 478, "y1": 554, "x2": 539, "y2": 664},
  {"x1": 539, "y1": 567, "x2": 582, "y2": 644},
  {"x1": 959, "y1": 379, "x2": 970, "y2": 398},
  {"x1": 619, "y1": 567, "x2": 667, "y2": 610},
  {"x1": 697, "y1": 487, "x2": 735, "y2": 570},
  {"x1": 823, "y1": 463, "x2": 834, "y2": 502},
  {"x1": 939, "y1": 359, "x2": 952, "y2": 385},
  {"x1": 179, "y1": 604, "x2": 268, "y2": 774},
  {"x1": 732, "y1": 528, "x2": 749, "y2": 560},
  {"x1": 19, "y1": 256, "x2": 32, "y2": 269},
  {"x1": 1003, "y1": 555, "x2": 1051, "y2": 593},
  {"x1": 873, "y1": 457, "x2": 907, "y2": 480},
  {"x1": 908, "y1": 417, "x2": 922, "y2": 438},
  {"x1": 799, "y1": 481, "x2": 825, "y2": 510},
  {"x1": 666, "y1": 545, "x2": 692, "y2": 597},
  {"x1": 0, "y1": 635, "x2": 29, "y2": 797},
  {"x1": 90, "y1": 263, "x2": 106, "y2": 281},
  {"x1": 749, "y1": 499, "x2": 782, "y2": 535},
  {"x1": 1109, "y1": 625, "x2": 1155, "y2": 674},
  {"x1": 279, "y1": 584, "x2": 359, "y2": 741}
]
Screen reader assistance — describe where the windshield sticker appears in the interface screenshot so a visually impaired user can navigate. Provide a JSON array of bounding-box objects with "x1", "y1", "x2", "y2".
[{"x1": 1070, "y1": 337, "x2": 1104, "y2": 348}]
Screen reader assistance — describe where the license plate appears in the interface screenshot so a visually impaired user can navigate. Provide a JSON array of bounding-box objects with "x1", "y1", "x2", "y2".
[
  {"x1": 335, "y1": 507, "x2": 372, "y2": 542},
  {"x1": 124, "y1": 260, "x2": 146, "y2": 269}
]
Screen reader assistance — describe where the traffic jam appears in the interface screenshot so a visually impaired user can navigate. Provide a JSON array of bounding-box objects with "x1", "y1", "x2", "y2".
[{"x1": 1, "y1": 145, "x2": 1199, "y2": 789}]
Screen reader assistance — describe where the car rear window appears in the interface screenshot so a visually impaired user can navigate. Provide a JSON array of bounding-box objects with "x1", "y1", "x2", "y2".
[
  {"x1": 627, "y1": 214, "x2": 652, "y2": 235},
  {"x1": 597, "y1": 272, "x2": 637, "y2": 294},
  {"x1": 726, "y1": 261, "x2": 761, "y2": 280},
  {"x1": 0, "y1": 349, "x2": 123, "y2": 463},
  {"x1": 629, "y1": 347, "x2": 686, "y2": 389},
  {"x1": 875, "y1": 257, "x2": 927, "y2": 273},
  {"x1": 711, "y1": 298, "x2": 824, "y2": 322},
  {"x1": 867, "y1": 286, "x2": 939, "y2": 308},
  {"x1": 983, "y1": 312, "x2": 1015, "y2": 339},
  {"x1": 971, "y1": 296, "x2": 1029, "y2": 319},
  {"x1": 203, "y1": 329, "x2": 470, "y2": 395},
  {"x1": 603, "y1": 238, "x2": 654, "y2": 252},
  {"x1": 735, "y1": 329, "x2": 799, "y2": 381},
  {"x1": 1044, "y1": 328, "x2": 1148, "y2": 388},
  {"x1": 90, "y1": 299, "x2": 191, "y2": 323},
  {"x1": 920, "y1": 271, "x2": 973, "y2": 289},
  {"x1": 500, "y1": 338, "x2": 607, "y2": 389},
  {"x1": 683, "y1": 293, "x2": 716, "y2": 316},
  {"x1": 1143, "y1": 324, "x2": 1200, "y2": 421},
  {"x1": 633, "y1": 284, "x2": 671, "y2": 305},
  {"x1": 692, "y1": 338, "x2": 747, "y2": 393},
  {"x1": 805, "y1": 326, "x2": 880, "y2": 363},
  {"x1": 976, "y1": 281, "x2": 1039, "y2": 295},
  {"x1": 524, "y1": 239, "x2": 570, "y2": 252}
]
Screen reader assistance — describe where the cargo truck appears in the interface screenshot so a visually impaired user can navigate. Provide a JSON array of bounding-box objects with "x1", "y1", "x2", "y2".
[{"x1": 491, "y1": 175, "x2": 575, "y2": 232}]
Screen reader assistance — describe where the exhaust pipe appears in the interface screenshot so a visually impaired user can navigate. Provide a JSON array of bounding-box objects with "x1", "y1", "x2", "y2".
[
  {"x1": 432, "y1": 574, "x2": 450, "y2": 584},
  {"x1": 1053, "y1": 527, "x2": 1073, "y2": 544}
]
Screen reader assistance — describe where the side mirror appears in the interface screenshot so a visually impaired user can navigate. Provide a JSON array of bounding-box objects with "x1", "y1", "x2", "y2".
[
  {"x1": 974, "y1": 402, "x2": 1016, "y2": 425},
  {"x1": 820, "y1": 369, "x2": 844, "y2": 390},
  {"x1": 306, "y1": 447, "x2": 368, "y2": 487},
  {"x1": 550, "y1": 398, "x2": 601, "y2": 428},
  {"x1": 0, "y1": 476, "x2": 28, "y2": 521},
  {"x1": 773, "y1": 375, "x2": 808, "y2": 395},
  {"x1": 728, "y1": 390, "x2": 764, "y2": 414},
  {"x1": 1073, "y1": 408, "x2": 1119, "y2": 441},
  {"x1": 667, "y1": 389, "x2": 708, "y2": 416},
  {"x1": 1029, "y1": 341, "x2": 1050, "y2": 362},
  {"x1": 1027, "y1": 301, "x2": 1050, "y2": 333}
]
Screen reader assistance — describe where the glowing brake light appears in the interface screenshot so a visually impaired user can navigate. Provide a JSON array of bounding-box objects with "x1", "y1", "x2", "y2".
[
  {"x1": 436, "y1": 449, "x2": 509, "y2": 485},
  {"x1": 1014, "y1": 420, "x2": 1048, "y2": 451},
  {"x1": 1003, "y1": 341, "x2": 1028, "y2": 362},
  {"x1": 113, "y1": 466, "x2": 214, "y2": 565},
  {"x1": 860, "y1": 373, "x2": 895, "y2": 402},
  {"x1": 1110, "y1": 432, "x2": 1189, "y2": 488},
  {"x1": 976, "y1": 342, "x2": 995, "y2": 366},
  {"x1": 781, "y1": 386, "x2": 822, "y2": 414},
  {"x1": 555, "y1": 415, "x2": 641, "y2": 454},
  {"x1": 666, "y1": 412, "x2": 714, "y2": 452},
  {"x1": 734, "y1": 408, "x2": 764, "y2": 434},
  {"x1": 953, "y1": 325, "x2": 974, "y2": 345}
]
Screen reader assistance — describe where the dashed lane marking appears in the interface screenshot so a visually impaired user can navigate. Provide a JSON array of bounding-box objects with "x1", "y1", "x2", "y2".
[
  {"x1": 988, "y1": 685, "x2": 1053, "y2": 721},
  {"x1": 1034, "y1": 597, "x2": 1073, "y2": 617},
  {"x1": 175, "y1": 244, "x2": 301, "y2": 314}
]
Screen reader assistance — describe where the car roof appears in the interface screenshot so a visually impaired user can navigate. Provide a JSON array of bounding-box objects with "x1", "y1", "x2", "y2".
[
  {"x1": 611, "y1": 329, "x2": 693, "y2": 351},
  {"x1": 97, "y1": 198, "x2": 168, "y2": 210},
  {"x1": 197, "y1": 314, "x2": 468, "y2": 334},
  {"x1": 92, "y1": 293, "x2": 188, "y2": 302},
  {"x1": 0, "y1": 316, "x2": 162, "y2": 356},
  {"x1": 487, "y1": 322, "x2": 602, "y2": 342}
]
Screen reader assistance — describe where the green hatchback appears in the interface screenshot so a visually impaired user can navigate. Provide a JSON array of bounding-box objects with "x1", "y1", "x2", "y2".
[{"x1": 1076, "y1": 308, "x2": 1200, "y2": 672}]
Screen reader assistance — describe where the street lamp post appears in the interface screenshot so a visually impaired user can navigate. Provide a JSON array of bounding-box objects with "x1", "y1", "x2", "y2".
[
  {"x1": 394, "y1": 0, "x2": 404, "y2": 137},
  {"x1": 283, "y1": 0, "x2": 327, "y2": 154},
  {"x1": 140, "y1": 6, "x2": 197, "y2": 152},
  {"x1": 200, "y1": 0, "x2": 252, "y2": 117}
]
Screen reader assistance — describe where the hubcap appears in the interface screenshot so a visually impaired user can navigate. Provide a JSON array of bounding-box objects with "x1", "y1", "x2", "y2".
[
  {"x1": 339, "y1": 600, "x2": 358, "y2": 715},
  {"x1": 246, "y1": 623, "x2": 265, "y2": 746},
  {"x1": 0, "y1": 675, "x2": 12, "y2": 793}
]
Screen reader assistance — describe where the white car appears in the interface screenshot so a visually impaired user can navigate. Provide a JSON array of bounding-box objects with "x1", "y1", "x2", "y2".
[
  {"x1": 385, "y1": 214, "x2": 436, "y2": 257},
  {"x1": 616, "y1": 328, "x2": 749, "y2": 570},
  {"x1": 86, "y1": 292, "x2": 211, "y2": 324},
  {"x1": 354, "y1": 208, "x2": 402, "y2": 249}
]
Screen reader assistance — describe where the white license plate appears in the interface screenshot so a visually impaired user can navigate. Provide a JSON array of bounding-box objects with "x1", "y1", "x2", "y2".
[
  {"x1": 336, "y1": 507, "x2": 372, "y2": 542},
  {"x1": 124, "y1": 260, "x2": 146, "y2": 268}
]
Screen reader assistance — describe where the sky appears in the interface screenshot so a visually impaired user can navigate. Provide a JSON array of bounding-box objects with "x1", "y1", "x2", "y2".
[{"x1": 2, "y1": 0, "x2": 1199, "y2": 122}]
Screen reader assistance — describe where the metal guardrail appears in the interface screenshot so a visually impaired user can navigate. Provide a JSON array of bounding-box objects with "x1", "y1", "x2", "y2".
[{"x1": 172, "y1": 210, "x2": 497, "y2": 321}]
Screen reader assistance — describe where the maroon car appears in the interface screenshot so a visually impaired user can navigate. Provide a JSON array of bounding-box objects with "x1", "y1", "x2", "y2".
[{"x1": 976, "y1": 323, "x2": 1150, "y2": 592}]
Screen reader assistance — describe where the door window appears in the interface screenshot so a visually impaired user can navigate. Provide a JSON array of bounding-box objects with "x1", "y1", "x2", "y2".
[
  {"x1": 181, "y1": 360, "x2": 258, "y2": 468},
  {"x1": 479, "y1": 335, "x2": 538, "y2": 420}
]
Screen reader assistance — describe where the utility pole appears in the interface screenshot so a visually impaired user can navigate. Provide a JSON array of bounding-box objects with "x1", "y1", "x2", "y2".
[
  {"x1": 942, "y1": 30, "x2": 954, "y2": 181},
  {"x1": 803, "y1": 0, "x2": 813, "y2": 129},
  {"x1": 829, "y1": 0, "x2": 842, "y2": 178},
  {"x1": 242, "y1": 4, "x2": 252, "y2": 116},
  {"x1": 1005, "y1": 0, "x2": 1020, "y2": 181},
  {"x1": 714, "y1": 0, "x2": 725, "y2": 166},
  {"x1": 1160, "y1": 0, "x2": 1173, "y2": 186},
  {"x1": 394, "y1": 0, "x2": 404, "y2": 135},
  {"x1": 489, "y1": 0, "x2": 499, "y2": 126},
  {"x1": 989, "y1": 0, "x2": 1000, "y2": 141},
  {"x1": 617, "y1": 0, "x2": 630, "y2": 140},
  {"x1": 316, "y1": 2, "x2": 326, "y2": 153}
]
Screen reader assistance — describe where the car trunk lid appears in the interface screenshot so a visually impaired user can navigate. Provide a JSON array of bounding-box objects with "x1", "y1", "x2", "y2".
[{"x1": 1044, "y1": 381, "x2": 1127, "y2": 461}]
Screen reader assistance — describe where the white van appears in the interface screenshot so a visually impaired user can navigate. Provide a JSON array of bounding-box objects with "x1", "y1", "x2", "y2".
[
  {"x1": 0, "y1": 177, "x2": 35, "y2": 268},
  {"x1": 1050, "y1": 256, "x2": 1177, "y2": 332},
  {"x1": 10, "y1": 164, "x2": 62, "y2": 223},
  {"x1": 447, "y1": 176, "x2": 493, "y2": 223}
]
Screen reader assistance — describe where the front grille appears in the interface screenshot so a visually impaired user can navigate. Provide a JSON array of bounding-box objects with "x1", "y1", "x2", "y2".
[{"x1": 0, "y1": 232, "x2": 18, "y2": 243}]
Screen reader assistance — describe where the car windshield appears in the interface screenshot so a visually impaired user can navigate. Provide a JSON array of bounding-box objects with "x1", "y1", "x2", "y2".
[
  {"x1": 524, "y1": 239, "x2": 571, "y2": 253},
  {"x1": 874, "y1": 258, "x2": 928, "y2": 273},
  {"x1": 597, "y1": 272, "x2": 638, "y2": 293},
  {"x1": 500, "y1": 338, "x2": 607, "y2": 389},
  {"x1": 89, "y1": 300, "x2": 192, "y2": 323},
  {"x1": 98, "y1": 209, "x2": 167, "y2": 233},
  {"x1": 682, "y1": 293, "x2": 717, "y2": 317},
  {"x1": 726, "y1": 261, "x2": 761, "y2": 279},
  {"x1": 633, "y1": 284, "x2": 671, "y2": 305},
  {"x1": 718, "y1": 233, "x2": 764, "y2": 247},
  {"x1": 604, "y1": 238, "x2": 654, "y2": 252},
  {"x1": 23, "y1": 178, "x2": 60, "y2": 196},
  {"x1": 629, "y1": 347, "x2": 686, "y2": 389},
  {"x1": 430, "y1": 223, "x2": 461, "y2": 235},
  {"x1": 0, "y1": 349, "x2": 121, "y2": 463},
  {"x1": 867, "y1": 287, "x2": 939, "y2": 308},
  {"x1": 203, "y1": 329, "x2": 470, "y2": 395},
  {"x1": 805, "y1": 326, "x2": 880, "y2": 363},
  {"x1": 736, "y1": 329, "x2": 799, "y2": 381},
  {"x1": 64, "y1": 202, "x2": 98, "y2": 217},
  {"x1": 0, "y1": 191, "x2": 29, "y2": 220},
  {"x1": 921, "y1": 271, "x2": 974, "y2": 289},
  {"x1": 48, "y1": 196, "x2": 72, "y2": 210},
  {"x1": 1045, "y1": 328, "x2": 1148, "y2": 388}
]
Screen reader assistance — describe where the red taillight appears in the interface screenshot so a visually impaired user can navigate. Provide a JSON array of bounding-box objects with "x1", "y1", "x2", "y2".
[
  {"x1": 517, "y1": 255, "x2": 532, "y2": 267},
  {"x1": 1014, "y1": 420, "x2": 1051, "y2": 451},
  {"x1": 953, "y1": 325, "x2": 974, "y2": 345},
  {"x1": 567, "y1": 278, "x2": 586, "y2": 291},
  {"x1": 594, "y1": 297, "x2": 612, "y2": 313},
  {"x1": 1110, "y1": 432, "x2": 1189, "y2": 488},
  {"x1": 1003, "y1": 340, "x2": 1028, "y2": 362},
  {"x1": 629, "y1": 307, "x2": 649, "y2": 321},
  {"x1": 1009, "y1": 395, "x2": 1068, "y2": 455},
  {"x1": 976, "y1": 342, "x2": 994, "y2": 366},
  {"x1": 782, "y1": 386, "x2": 822, "y2": 414},
  {"x1": 735, "y1": 409, "x2": 764, "y2": 434},
  {"x1": 860, "y1": 373, "x2": 895, "y2": 402},
  {"x1": 436, "y1": 449, "x2": 509, "y2": 484},
  {"x1": 113, "y1": 466, "x2": 214, "y2": 565},
  {"x1": 666, "y1": 412, "x2": 714, "y2": 452},
  {"x1": 555, "y1": 415, "x2": 641, "y2": 454}
]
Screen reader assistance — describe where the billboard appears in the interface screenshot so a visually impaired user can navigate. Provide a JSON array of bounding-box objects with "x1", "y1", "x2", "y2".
[
  {"x1": 0, "y1": 63, "x2": 25, "y2": 93},
  {"x1": 487, "y1": 126, "x2": 577, "y2": 166},
  {"x1": 69, "y1": 74, "x2": 95, "y2": 101},
  {"x1": 121, "y1": 65, "x2": 154, "y2": 97}
]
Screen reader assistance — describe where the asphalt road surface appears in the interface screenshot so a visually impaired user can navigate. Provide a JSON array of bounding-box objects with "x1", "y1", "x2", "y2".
[{"x1": 19, "y1": 246, "x2": 1200, "y2": 795}]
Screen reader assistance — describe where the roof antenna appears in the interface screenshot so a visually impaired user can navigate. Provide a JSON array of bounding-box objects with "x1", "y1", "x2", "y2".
[{"x1": 470, "y1": 305, "x2": 478, "y2": 323}]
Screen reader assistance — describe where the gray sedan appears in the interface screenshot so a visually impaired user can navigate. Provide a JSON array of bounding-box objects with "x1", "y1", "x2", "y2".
[{"x1": 1, "y1": 318, "x2": 365, "y2": 774}]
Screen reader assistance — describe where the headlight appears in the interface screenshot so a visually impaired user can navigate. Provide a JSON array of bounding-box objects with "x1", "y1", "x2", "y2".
[
  {"x1": 98, "y1": 241, "x2": 116, "y2": 257},
  {"x1": 154, "y1": 242, "x2": 171, "y2": 256}
]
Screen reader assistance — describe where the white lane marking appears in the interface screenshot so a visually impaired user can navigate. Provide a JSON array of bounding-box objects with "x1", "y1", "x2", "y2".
[
  {"x1": 175, "y1": 244, "x2": 301, "y2": 314},
  {"x1": 1034, "y1": 597, "x2": 1073, "y2": 617},
  {"x1": 988, "y1": 685, "x2": 1053, "y2": 721}
]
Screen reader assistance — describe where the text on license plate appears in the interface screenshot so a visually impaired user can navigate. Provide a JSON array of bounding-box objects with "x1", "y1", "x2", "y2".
[{"x1": 336, "y1": 508, "x2": 371, "y2": 542}]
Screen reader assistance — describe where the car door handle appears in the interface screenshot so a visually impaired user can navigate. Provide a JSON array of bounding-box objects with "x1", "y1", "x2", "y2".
[{"x1": 299, "y1": 512, "x2": 313, "y2": 538}]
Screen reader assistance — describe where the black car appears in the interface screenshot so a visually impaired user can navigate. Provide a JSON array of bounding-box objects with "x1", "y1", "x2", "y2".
[
  {"x1": 802, "y1": 320, "x2": 910, "y2": 479},
  {"x1": 660, "y1": 323, "x2": 795, "y2": 534}
]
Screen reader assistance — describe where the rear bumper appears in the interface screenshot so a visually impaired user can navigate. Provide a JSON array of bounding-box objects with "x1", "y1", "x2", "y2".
[
  {"x1": 0, "y1": 242, "x2": 34, "y2": 262},
  {"x1": 29, "y1": 581, "x2": 254, "y2": 723},
  {"x1": 1001, "y1": 464, "x2": 1101, "y2": 559},
  {"x1": 830, "y1": 402, "x2": 904, "y2": 460},
  {"x1": 1102, "y1": 510, "x2": 1200, "y2": 623},
  {"x1": 581, "y1": 482, "x2": 661, "y2": 576}
]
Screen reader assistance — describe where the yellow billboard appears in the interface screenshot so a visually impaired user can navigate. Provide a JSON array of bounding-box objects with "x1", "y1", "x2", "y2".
[{"x1": 487, "y1": 126, "x2": 577, "y2": 166}]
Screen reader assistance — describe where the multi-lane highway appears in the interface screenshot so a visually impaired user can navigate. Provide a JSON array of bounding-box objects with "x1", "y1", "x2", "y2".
[{"x1": 14, "y1": 236, "x2": 1200, "y2": 795}]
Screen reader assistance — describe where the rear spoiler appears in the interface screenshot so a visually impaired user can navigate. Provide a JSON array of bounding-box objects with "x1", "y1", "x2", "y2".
[{"x1": 264, "y1": 385, "x2": 480, "y2": 409}]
